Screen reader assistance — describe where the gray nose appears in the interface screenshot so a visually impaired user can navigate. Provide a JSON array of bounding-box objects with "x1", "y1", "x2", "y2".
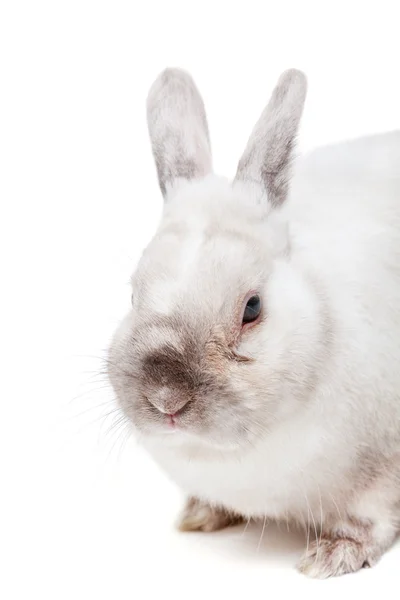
[{"x1": 149, "y1": 388, "x2": 189, "y2": 415}]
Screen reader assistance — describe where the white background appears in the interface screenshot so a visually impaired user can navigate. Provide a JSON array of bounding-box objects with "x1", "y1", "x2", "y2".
[{"x1": 1, "y1": 1, "x2": 400, "y2": 598}]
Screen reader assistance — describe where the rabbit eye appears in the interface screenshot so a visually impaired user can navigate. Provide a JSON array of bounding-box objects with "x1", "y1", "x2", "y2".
[{"x1": 242, "y1": 294, "x2": 262, "y2": 324}]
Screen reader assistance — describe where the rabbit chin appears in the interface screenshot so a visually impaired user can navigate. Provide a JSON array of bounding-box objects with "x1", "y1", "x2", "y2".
[{"x1": 143, "y1": 421, "x2": 252, "y2": 454}]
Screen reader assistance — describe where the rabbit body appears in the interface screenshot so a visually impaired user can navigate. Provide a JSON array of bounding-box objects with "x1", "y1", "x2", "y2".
[
  {"x1": 108, "y1": 69, "x2": 400, "y2": 577},
  {"x1": 144, "y1": 152, "x2": 400, "y2": 552}
]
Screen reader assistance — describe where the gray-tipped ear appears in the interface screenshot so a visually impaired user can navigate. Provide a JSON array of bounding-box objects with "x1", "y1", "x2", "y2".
[
  {"x1": 235, "y1": 69, "x2": 307, "y2": 207},
  {"x1": 147, "y1": 68, "x2": 212, "y2": 198}
]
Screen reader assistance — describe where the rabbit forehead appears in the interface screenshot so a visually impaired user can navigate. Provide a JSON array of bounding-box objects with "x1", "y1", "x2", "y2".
[
  {"x1": 134, "y1": 195, "x2": 269, "y2": 318},
  {"x1": 138, "y1": 224, "x2": 266, "y2": 317}
]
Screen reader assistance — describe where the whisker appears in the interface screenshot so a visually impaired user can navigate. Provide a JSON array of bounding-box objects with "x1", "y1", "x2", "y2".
[
  {"x1": 104, "y1": 413, "x2": 128, "y2": 438},
  {"x1": 318, "y1": 484, "x2": 324, "y2": 554},
  {"x1": 103, "y1": 419, "x2": 132, "y2": 466},
  {"x1": 66, "y1": 403, "x2": 121, "y2": 439},
  {"x1": 257, "y1": 515, "x2": 268, "y2": 552},
  {"x1": 329, "y1": 492, "x2": 343, "y2": 523},
  {"x1": 240, "y1": 516, "x2": 252, "y2": 537},
  {"x1": 305, "y1": 495, "x2": 311, "y2": 555},
  {"x1": 308, "y1": 499, "x2": 319, "y2": 567},
  {"x1": 67, "y1": 400, "x2": 119, "y2": 422},
  {"x1": 68, "y1": 384, "x2": 113, "y2": 406}
]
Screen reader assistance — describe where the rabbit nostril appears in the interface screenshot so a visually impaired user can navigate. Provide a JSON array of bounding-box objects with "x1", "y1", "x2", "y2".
[
  {"x1": 166, "y1": 403, "x2": 190, "y2": 427},
  {"x1": 167, "y1": 404, "x2": 187, "y2": 418},
  {"x1": 146, "y1": 393, "x2": 189, "y2": 417},
  {"x1": 171, "y1": 403, "x2": 185, "y2": 415},
  {"x1": 166, "y1": 401, "x2": 189, "y2": 418}
]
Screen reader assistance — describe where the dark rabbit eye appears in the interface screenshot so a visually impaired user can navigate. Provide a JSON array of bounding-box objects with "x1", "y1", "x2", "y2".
[{"x1": 242, "y1": 294, "x2": 262, "y2": 324}]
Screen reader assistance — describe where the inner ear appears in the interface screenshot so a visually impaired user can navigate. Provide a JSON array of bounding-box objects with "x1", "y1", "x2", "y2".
[
  {"x1": 147, "y1": 68, "x2": 213, "y2": 199},
  {"x1": 234, "y1": 69, "x2": 307, "y2": 207}
]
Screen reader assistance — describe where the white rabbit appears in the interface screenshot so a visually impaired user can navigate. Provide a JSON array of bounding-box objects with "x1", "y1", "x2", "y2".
[{"x1": 108, "y1": 68, "x2": 400, "y2": 578}]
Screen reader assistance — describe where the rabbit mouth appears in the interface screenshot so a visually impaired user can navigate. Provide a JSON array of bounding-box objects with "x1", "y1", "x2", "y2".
[{"x1": 160, "y1": 406, "x2": 190, "y2": 432}]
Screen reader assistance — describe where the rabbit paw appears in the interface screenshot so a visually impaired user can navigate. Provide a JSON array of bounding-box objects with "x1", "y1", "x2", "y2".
[
  {"x1": 298, "y1": 536, "x2": 373, "y2": 578},
  {"x1": 177, "y1": 497, "x2": 243, "y2": 533}
]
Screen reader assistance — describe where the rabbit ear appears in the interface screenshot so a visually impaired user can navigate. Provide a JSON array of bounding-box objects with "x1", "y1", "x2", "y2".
[
  {"x1": 147, "y1": 68, "x2": 212, "y2": 198},
  {"x1": 234, "y1": 69, "x2": 307, "y2": 207}
]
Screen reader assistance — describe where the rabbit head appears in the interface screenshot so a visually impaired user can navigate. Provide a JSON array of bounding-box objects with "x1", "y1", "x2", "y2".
[{"x1": 108, "y1": 68, "x2": 329, "y2": 451}]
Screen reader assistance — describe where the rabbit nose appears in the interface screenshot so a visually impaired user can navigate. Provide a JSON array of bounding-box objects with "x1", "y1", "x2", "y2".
[{"x1": 148, "y1": 388, "x2": 189, "y2": 415}]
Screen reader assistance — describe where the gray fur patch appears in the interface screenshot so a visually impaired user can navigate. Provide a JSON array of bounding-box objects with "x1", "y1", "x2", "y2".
[
  {"x1": 235, "y1": 69, "x2": 307, "y2": 206},
  {"x1": 147, "y1": 68, "x2": 212, "y2": 198}
]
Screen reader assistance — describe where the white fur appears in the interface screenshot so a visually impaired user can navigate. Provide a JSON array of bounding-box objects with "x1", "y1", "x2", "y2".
[
  {"x1": 140, "y1": 146, "x2": 400, "y2": 511},
  {"x1": 110, "y1": 69, "x2": 400, "y2": 577},
  {"x1": 143, "y1": 139, "x2": 400, "y2": 571}
]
